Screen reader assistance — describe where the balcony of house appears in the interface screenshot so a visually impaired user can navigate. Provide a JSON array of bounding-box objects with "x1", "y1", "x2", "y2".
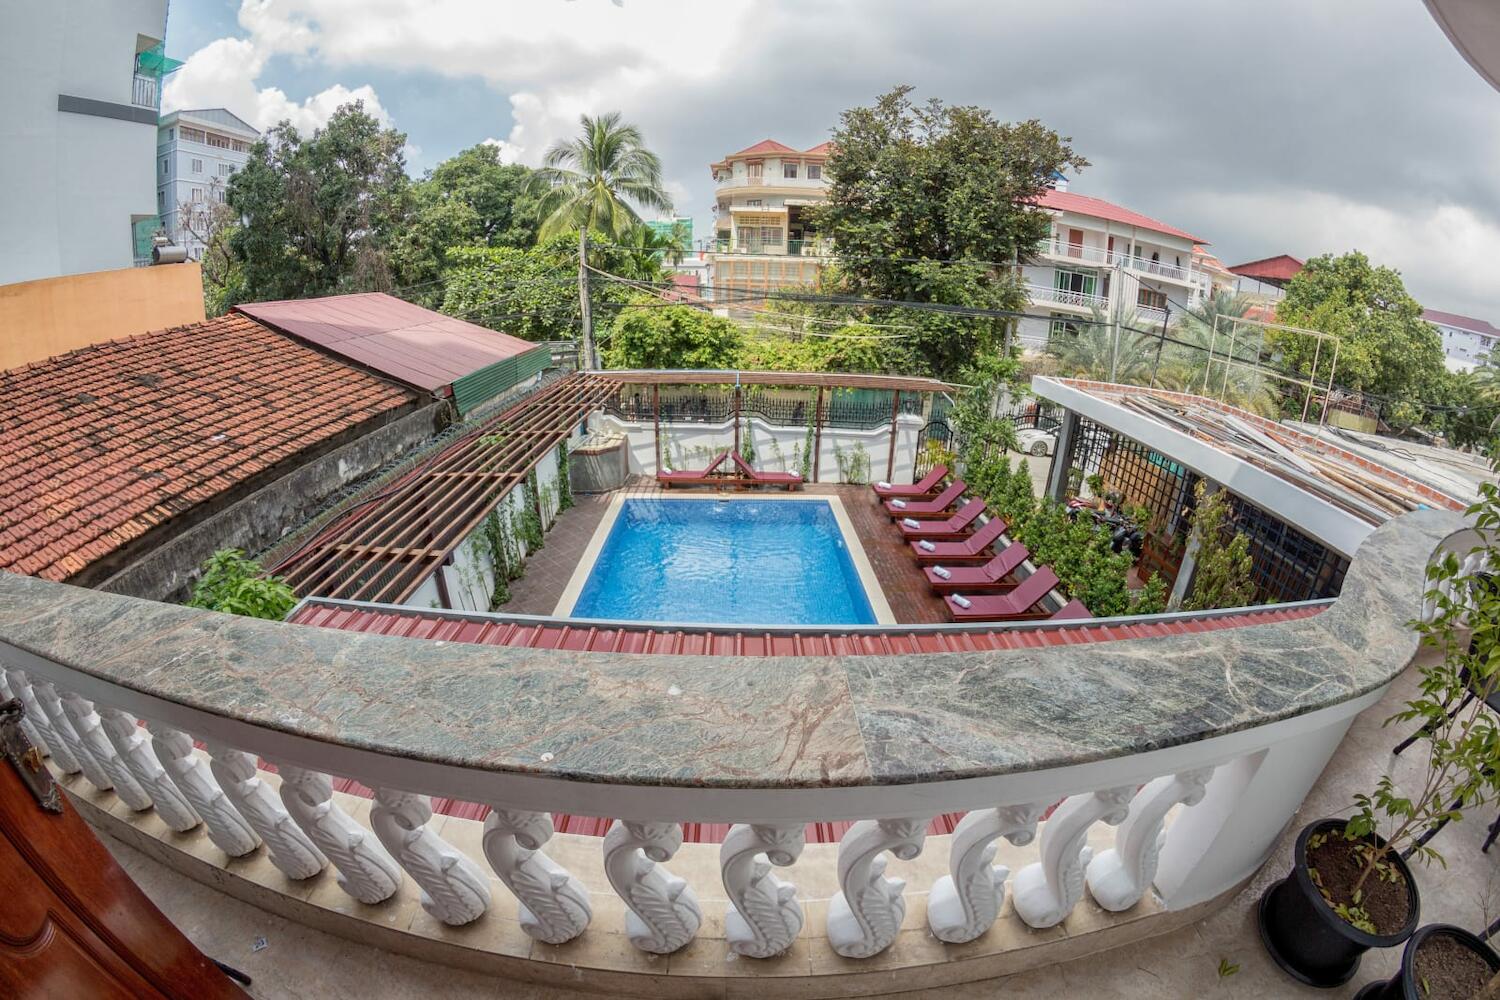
[
  {"x1": 130, "y1": 72, "x2": 158, "y2": 110},
  {"x1": 1025, "y1": 281, "x2": 1107, "y2": 314},
  {"x1": 2, "y1": 365, "x2": 1489, "y2": 999}
]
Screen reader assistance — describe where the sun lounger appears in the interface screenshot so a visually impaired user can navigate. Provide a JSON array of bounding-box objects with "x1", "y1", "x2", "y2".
[
  {"x1": 657, "y1": 450, "x2": 744, "y2": 488},
  {"x1": 884, "y1": 480, "x2": 966, "y2": 519},
  {"x1": 873, "y1": 466, "x2": 948, "y2": 499},
  {"x1": 1048, "y1": 599, "x2": 1093, "y2": 620},
  {"x1": 943, "y1": 567, "x2": 1061, "y2": 622},
  {"x1": 729, "y1": 451, "x2": 804, "y2": 490},
  {"x1": 898, "y1": 499, "x2": 985, "y2": 540},
  {"x1": 923, "y1": 543, "x2": 1031, "y2": 593},
  {"x1": 909, "y1": 517, "x2": 1008, "y2": 564}
]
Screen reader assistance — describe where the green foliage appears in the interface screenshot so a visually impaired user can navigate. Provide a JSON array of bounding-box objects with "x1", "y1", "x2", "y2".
[
  {"x1": 1273, "y1": 251, "x2": 1446, "y2": 404},
  {"x1": 814, "y1": 87, "x2": 1086, "y2": 379},
  {"x1": 1158, "y1": 292, "x2": 1279, "y2": 415},
  {"x1": 226, "y1": 103, "x2": 411, "y2": 304},
  {"x1": 601, "y1": 302, "x2": 744, "y2": 369},
  {"x1": 471, "y1": 508, "x2": 522, "y2": 608},
  {"x1": 799, "y1": 411, "x2": 816, "y2": 481},
  {"x1": 736, "y1": 326, "x2": 914, "y2": 375},
  {"x1": 1217, "y1": 959, "x2": 1240, "y2": 979},
  {"x1": 519, "y1": 472, "x2": 545, "y2": 551},
  {"x1": 1182, "y1": 484, "x2": 1256, "y2": 612},
  {"x1": 740, "y1": 413, "x2": 756, "y2": 464},
  {"x1": 1047, "y1": 308, "x2": 1155, "y2": 385},
  {"x1": 187, "y1": 549, "x2": 296, "y2": 620},
  {"x1": 529, "y1": 112, "x2": 671, "y2": 241},
  {"x1": 557, "y1": 440, "x2": 574, "y2": 512},
  {"x1": 950, "y1": 353, "x2": 1023, "y2": 456},
  {"x1": 1341, "y1": 476, "x2": 1500, "y2": 907},
  {"x1": 833, "y1": 442, "x2": 871, "y2": 484}
]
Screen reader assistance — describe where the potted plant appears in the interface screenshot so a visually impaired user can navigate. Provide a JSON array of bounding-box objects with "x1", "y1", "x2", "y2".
[
  {"x1": 1352, "y1": 924, "x2": 1500, "y2": 999},
  {"x1": 1258, "y1": 512, "x2": 1500, "y2": 988}
]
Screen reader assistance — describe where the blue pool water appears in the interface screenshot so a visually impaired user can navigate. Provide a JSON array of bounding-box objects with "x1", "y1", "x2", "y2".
[{"x1": 570, "y1": 499, "x2": 877, "y2": 625}]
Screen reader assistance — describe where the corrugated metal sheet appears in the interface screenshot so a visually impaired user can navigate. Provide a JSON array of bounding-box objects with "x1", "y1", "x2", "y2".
[
  {"x1": 450, "y1": 344, "x2": 551, "y2": 416},
  {"x1": 236, "y1": 293, "x2": 539, "y2": 394}
]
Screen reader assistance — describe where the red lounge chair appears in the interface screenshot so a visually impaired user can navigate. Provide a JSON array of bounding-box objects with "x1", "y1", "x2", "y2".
[
  {"x1": 730, "y1": 451, "x2": 803, "y2": 490},
  {"x1": 884, "y1": 480, "x2": 966, "y2": 519},
  {"x1": 1049, "y1": 599, "x2": 1093, "y2": 620},
  {"x1": 923, "y1": 543, "x2": 1031, "y2": 593},
  {"x1": 909, "y1": 518, "x2": 1008, "y2": 564},
  {"x1": 898, "y1": 499, "x2": 985, "y2": 541},
  {"x1": 873, "y1": 465, "x2": 948, "y2": 499},
  {"x1": 657, "y1": 450, "x2": 738, "y2": 487},
  {"x1": 944, "y1": 567, "x2": 1061, "y2": 622}
]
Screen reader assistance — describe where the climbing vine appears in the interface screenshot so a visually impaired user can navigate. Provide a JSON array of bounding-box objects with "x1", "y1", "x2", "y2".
[
  {"x1": 833, "y1": 442, "x2": 871, "y2": 485},
  {"x1": 800, "y1": 409, "x2": 816, "y2": 481},
  {"x1": 1182, "y1": 483, "x2": 1256, "y2": 611},
  {"x1": 519, "y1": 471, "x2": 545, "y2": 551},
  {"x1": 557, "y1": 440, "x2": 574, "y2": 511}
]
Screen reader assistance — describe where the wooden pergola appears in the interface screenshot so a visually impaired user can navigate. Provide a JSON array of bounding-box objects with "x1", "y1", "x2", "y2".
[{"x1": 604, "y1": 369, "x2": 960, "y2": 484}]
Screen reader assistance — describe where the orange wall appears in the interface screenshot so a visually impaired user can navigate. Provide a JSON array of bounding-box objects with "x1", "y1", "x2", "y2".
[{"x1": 0, "y1": 264, "x2": 206, "y2": 371}]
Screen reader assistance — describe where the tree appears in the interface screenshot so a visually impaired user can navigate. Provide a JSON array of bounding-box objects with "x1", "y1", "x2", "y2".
[
  {"x1": 226, "y1": 102, "x2": 411, "y2": 303},
  {"x1": 1272, "y1": 251, "x2": 1446, "y2": 405},
  {"x1": 1047, "y1": 308, "x2": 1155, "y2": 384},
  {"x1": 528, "y1": 112, "x2": 672, "y2": 370},
  {"x1": 601, "y1": 303, "x2": 744, "y2": 370},
  {"x1": 737, "y1": 326, "x2": 915, "y2": 375},
  {"x1": 1181, "y1": 484, "x2": 1256, "y2": 612},
  {"x1": 1158, "y1": 290, "x2": 1278, "y2": 414},
  {"x1": 814, "y1": 86, "x2": 1088, "y2": 379},
  {"x1": 176, "y1": 183, "x2": 245, "y2": 316}
]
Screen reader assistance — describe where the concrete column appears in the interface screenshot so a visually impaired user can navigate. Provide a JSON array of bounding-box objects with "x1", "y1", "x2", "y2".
[
  {"x1": 1044, "y1": 410, "x2": 1081, "y2": 503},
  {"x1": 1167, "y1": 480, "x2": 1219, "y2": 611}
]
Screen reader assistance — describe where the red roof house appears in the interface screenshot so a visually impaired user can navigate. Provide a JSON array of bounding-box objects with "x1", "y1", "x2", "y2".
[
  {"x1": 1034, "y1": 189, "x2": 1207, "y2": 244},
  {"x1": 1227, "y1": 255, "x2": 1305, "y2": 288}
]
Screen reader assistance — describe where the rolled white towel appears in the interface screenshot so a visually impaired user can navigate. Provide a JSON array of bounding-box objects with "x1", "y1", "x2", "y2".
[
  {"x1": 931, "y1": 565, "x2": 952, "y2": 580},
  {"x1": 662, "y1": 465, "x2": 673, "y2": 474},
  {"x1": 890, "y1": 498, "x2": 907, "y2": 509},
  {"x1": 951, "y1": 594, "x2": 973, "y2": 609},
  {"x1": 902, "y1": 517, "x2": 920, "y2": 528},
  {"x1": 918, "y1": 540, "x2": 937, "y2": 552},
  {"x1": 876, "y1": 481, "x2": 892, "y2": 490}
]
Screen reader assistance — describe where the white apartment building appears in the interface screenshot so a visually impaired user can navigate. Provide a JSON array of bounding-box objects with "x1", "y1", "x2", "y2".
[
  {"x1": 0, "y1": 0, "x2": 174, "y2": 284},
  {"x1": 156, "y1": 108, "x2": 259, "y2": 259},
  {"x1": 1018, "y1": 182, "x2": 1208, "y2": 349},
  {"x1": 1424, "y1": 308, "x2": 1500, "y2": 372},
  {"x1": 706, "y1": 140, "x2": 831, "y2": 312}
]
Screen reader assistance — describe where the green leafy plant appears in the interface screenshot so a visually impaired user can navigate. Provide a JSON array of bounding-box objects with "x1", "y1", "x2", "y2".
[
  {"x1": 833, "y1": 442, "x2": 871, "y2": 485},
  {"x1": 1181, "y1": 483, "x2": 1256, "y2": 611},
  {"x1": 557, "y1": 440, "x2": 574, "y2": 511},
  {"x1": 518, "y1": 472, "x2": 545, "y2": 551},
  {"x1": 1216, "y1": 958, "x2": 1240, "y2": 979},
  {"x1": 187, "y1": 549, "x2": 297, "y2": 620},
  {"x1": 800, "y1": 409, "x2": 816, "y2": 482}
]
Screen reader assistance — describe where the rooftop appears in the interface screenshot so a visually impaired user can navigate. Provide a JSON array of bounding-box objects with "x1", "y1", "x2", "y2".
[
  {"x1": 1422, "y1": 307, "x2": 1500, "y2": 338},
  {"x1": 1227, "y1": 254, "x2": 1305, "y2": 285},
  {"x1": 1035, "y1": 188, "x2": 1207, "y2": 244},
  {"x1": 0, "y1": 312, "x2": 416, "y2": 584}
]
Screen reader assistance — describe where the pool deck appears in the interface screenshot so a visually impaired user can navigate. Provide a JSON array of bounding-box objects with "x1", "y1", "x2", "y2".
[{"x1": 503, "y1": 479, "x2": 951, "y2": 624}]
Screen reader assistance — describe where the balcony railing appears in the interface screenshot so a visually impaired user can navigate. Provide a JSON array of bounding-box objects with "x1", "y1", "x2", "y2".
[
  {"x1": 1037, "y1": 238, "x2": 1110, "y2": 266},
  {"x1": 1136, "y1": 303, "x2": 1169, "y2": 324},
  {"x1": 0, "y1": 510, "x2": 1466, "y2": 991},
  {"x1": 1026, "y1": 282, "x2": 1107, "y2": 311},
  {"x1": 1035, "y1": 240, "x2": 1195, "y2": 283},
  {"x1": 131, "y1": 72, "x2": 159, "y2": 110},
  {"x1": 1122, "y1": 255, "x2": 1192, "y2": 282},
  {"x1": 711, "y1": 237, "x2": 829, "y2": 257}
]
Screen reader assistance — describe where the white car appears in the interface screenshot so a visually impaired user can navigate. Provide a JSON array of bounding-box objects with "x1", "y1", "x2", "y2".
[{"x1": 1014, "y1": 427, "x2": 1057, "y2": 457}]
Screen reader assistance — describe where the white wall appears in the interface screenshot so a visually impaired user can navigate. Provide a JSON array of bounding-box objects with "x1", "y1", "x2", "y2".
[{"x1": 0, "y1": 0, "x2": 169, "y2": 283}]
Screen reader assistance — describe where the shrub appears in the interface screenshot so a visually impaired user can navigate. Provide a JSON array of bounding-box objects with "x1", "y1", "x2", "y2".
[{"x1": 187, "y1": 549, "x2": 297, "y2": 620}]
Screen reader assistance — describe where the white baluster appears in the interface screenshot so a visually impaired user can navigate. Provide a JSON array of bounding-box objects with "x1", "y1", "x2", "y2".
[
  {"x1": 27, "y1": 677, "x2": 112, "y2": 791},
  {"x1": 205, "y1": 742, "x2": 326, "y2": 879},
  {"x1": 148, "y1": 725, "x2": 258, "y2": 857},
  {"x1": 721, "y1": 822, "x2": 805, "y2": 958},
  {"x1": 56, "y1": 691, "x2": 154, "y2": 810},
  {"x1": 1087, "y1": 769, "x2": 1214, "y2": 912},
  {"x1": 278, "y1": 764, "x2": 401, "y2": 905},
  {"x1": 96, "y1": 707, "x2": 200, "y2": 831},
  {"x1": 603, "y1": 820, "x2": 702, "y2": 954},
  {"x1": 0, "y1": 669, "x2": 54, "y2": 761},
  {"x1": 928, "y1": 802, "x2": 1046, "y2": 943},
  {"x1": 827, "y1": 817, "x2": 927, "y2": 959},
  {"x1": 482, "y1": 807, "x2": 591, "y2": 944},
  {"x1": 369, "y1": 787, "x2": 490, "y2": 926},
  {"x1": 1012, "y1": 786, "x2": 1134, "y2": 929}
]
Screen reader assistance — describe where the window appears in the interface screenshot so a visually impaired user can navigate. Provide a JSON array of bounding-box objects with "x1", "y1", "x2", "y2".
[
  {"x1": 191, "y1": 158, "x2": 203, "y2": 174},
  {"x1": 180, "y1": 126, "x2": 206, "y2": 144},
  {"x1": 167, "y1": 127, "x2": 174, "y2": 139},
  {"x1": 157, "y1": 191, "x2": 164, "y2": 210},
  {"x1": 783, "y1": 161, "x2": 798, "y2": 179},
  {"x1": 160, "y1": 158, "x2": 169, "y2": 176},
  {"x1": 190, "y1": 187, "x2": 204, "y2": 203},
  {"x1": 1054, "y1": 268, "x2": 1096, "y2": 298},
  {"x1": 745, "y1": 199, "x2": 762, "y2": 207},
  {"x1": 231, "y1": 140, "x2": 250, "y2": 153},
  {"x1": 206, "y1": 132, "x2": 231, "y2": 149},
  {"x1": 807, "y1": 164, "x2": 821, "y2": 181},
  {"x1": 747, "y1": 161, "x2": 763, "y2": 180},
  {"x1": 1137, "y1": 288, "x2": 1168, "y2": 311},
  {"x1": 219, "y1": 163, "x2": 234, "y2": 177}
]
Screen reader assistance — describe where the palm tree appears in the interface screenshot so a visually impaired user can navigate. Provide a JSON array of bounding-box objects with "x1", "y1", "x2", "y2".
[
  {"x1": 619, "y1": 223, "x2": 685, "y2": 280},
  {"x1": 529, "y1": 113, "x2": 672, "y2": 369},
  {"x1": 1047, "y1": 307, "x2": 1155, "y2": 384},
  {"x1": 1160, "y1": 291, "x2": 1278, "y2": 414}
]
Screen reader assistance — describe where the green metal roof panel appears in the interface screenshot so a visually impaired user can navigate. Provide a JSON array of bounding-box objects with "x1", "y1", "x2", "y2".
[{"x1": 451, "y1": 345, "x2": 550, "y2": 415}]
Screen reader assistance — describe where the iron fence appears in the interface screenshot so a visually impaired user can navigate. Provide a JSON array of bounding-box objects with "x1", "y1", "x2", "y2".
[{"x1": 604, "y1": 387, "x2": 925, "y2": 430}]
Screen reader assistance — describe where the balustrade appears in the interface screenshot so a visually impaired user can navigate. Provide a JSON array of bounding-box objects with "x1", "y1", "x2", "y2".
[{"x1": 0, "y1": 509, "x2": 1465, "y2": 987}]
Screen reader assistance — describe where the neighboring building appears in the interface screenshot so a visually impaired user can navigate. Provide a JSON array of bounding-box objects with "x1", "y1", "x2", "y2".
[
  {"x1": 705, "y1": 139, "x2": 831, "y2": 312},
  {"x1": 156, "y1": 108, "x2": 259, "y2": 259},
  {"x1": 647, "y1": 216, "x2": 694, "y2": 250},
  {"x1": 0, "y1": 1, "x2": 178, "y2": 283},
  {"x1": 1424, "y1": 308, "x2": 1500, "y2": 372},
  {"x1": 1018, "y1": 184, "x2": 1208, "y2": 348}
]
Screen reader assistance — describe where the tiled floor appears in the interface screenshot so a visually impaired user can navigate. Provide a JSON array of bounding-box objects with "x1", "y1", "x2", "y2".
[{"x1": 501, "y1": 478, "x2": 953, "y2": 624}]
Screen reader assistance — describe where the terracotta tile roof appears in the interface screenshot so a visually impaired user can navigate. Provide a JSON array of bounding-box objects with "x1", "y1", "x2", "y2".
[
  {"x1": 803, "y1": 141, "x2": 832, "y2": 156},
  {"x1": 0, "y1": 313, "x2": 416, "y2": 583},
  {"x1": 728, "y1": 138, "x2": 800, "y2": 157},
  {"x1": 1035, "y1": 189, "x2": 1207, "y2": 244},
  {"x1": 236, "y1": 292, "x2": 540, "y2": 395}
]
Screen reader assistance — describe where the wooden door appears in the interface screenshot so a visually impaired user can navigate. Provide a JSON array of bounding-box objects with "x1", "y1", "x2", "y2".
[
  {"x1": 0, "y1": 700, "x2": 241, "y2": 999},
  {"x1": 1068, "y1": 228, "x2": 1084, "y2": 257}
]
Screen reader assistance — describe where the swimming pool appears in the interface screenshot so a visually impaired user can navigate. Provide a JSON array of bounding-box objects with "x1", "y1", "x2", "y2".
[{"x1": 567, "y1": 497, "x2": 880, "y2": 625}]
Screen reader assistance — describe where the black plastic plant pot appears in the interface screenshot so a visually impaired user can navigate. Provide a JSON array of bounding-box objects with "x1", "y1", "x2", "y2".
[
  {"x1": 1352, "y1": 924, "x2": 1500, "y2": 1000},
  {"x1": 1257, "y1": 818, "x2": 1421, "y2": 989}
]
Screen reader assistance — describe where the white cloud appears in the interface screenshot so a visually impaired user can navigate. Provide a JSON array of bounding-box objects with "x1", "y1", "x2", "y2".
[{"x1": 162, "y1": 35, "x2": 391, "y2": 134}]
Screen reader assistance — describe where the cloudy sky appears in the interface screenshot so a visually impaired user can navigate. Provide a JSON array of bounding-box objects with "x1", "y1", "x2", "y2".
[{"x1": 164, "y1": 0, "x2": 1500, "y2": 320}]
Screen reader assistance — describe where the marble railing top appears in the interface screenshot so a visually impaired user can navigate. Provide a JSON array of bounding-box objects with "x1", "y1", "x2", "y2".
[{"x1": 0, "y1": 509, "x2": 1466, "y2": 791}]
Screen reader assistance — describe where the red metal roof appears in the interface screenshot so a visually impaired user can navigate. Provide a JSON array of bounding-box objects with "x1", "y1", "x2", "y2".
[
  {"x1": 1036, "y1": 189, "x2": 1207, "y2": 244},
  {"x1": 1423, "y1": 308, "x2": 1500, "y2": 339},
  {"x1": 236, "y1": 293, "x2": 539, "y2": 395},
  {"x1": 1227, "y1": 254, "x2": 1305, "y2": 283},
  {"x1": 0, "y1": 315, "x2": 415, "y2": 583}
]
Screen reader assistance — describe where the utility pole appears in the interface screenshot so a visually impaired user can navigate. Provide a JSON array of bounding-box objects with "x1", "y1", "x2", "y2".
[
  {"x1": 578, "y1": 229, "x2": 595, "y2": 370},
  {"x1": 1107, "y1": 255, "x2": 1124, "y2": 383}
]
